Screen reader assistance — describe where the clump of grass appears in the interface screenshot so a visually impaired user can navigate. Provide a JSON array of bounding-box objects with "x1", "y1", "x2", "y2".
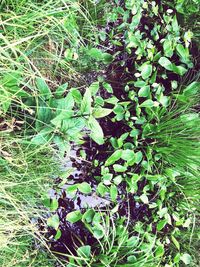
[
  {"x1": 144, "y1": 84, "x2": 200, "y2": 265},
  {"x1": 0, "y1": 133, "x2": 62, "y2": 266},
  {"x1": 0, "y1": 0, "x2": 106, "y2": 86},
  {"x1": 146, "y1": 84, "x2": 200, "y2": 176}
]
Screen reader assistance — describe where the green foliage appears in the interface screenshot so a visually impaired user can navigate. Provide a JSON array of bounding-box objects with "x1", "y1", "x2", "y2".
[
  {"x1": 1, "y1": 76, "x2": 113, "y2": 153},
  {"x1": 66, "y1": 210, "x2": 82, "y2": 223},
  {"x1": 0, "y1": 138, "x2": 60, "y2": 266},
  {"x1": 1, "y1": 0, "x2": 200, "y2": 266},
  {"x1": 145, "y1": 87, "x2": 200, "y2": 175}
]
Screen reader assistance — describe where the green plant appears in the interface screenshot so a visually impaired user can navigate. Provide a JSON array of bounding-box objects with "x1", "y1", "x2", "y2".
[
  {"x1": 1, "y1": 0, "x2": 200, "y2": 266},
  {"x1": 164, "y1": 0, "x2": 200, "y2": 44},
  {"x1": 0, "y1": 135, "x2": 62, "y2": 266},
  {"x1": 54, "y1": 210, "x2": 163, "y2": 267},
  {"x1": 143, "y1": 82, "x2": 200, "y2": 176}
]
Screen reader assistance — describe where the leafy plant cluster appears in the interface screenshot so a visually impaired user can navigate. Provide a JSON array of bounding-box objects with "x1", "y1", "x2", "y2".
[
  {"x1": 41, "y1": 1, "x2": 200, "y2": 267},
  {"x1": 0, "y1": 0, "x2": 200, "y2": 267}
]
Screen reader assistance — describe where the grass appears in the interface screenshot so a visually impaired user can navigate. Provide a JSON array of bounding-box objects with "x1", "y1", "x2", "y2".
[
  {"x1": 0, "y1": 134, "x2": 62, "y2": 266},
  {"x1": 55, "y1": 211, "x2": 159, "y2": 267},
  {"x1": 0, "y1": 0, "x2": 106, "y2": 84},
  {"x1": 150, "y1": 112, "x2": 200, "y2": 175},
  {"x1": 0, "y1": 0, "x2": 200, "y2": 266}
]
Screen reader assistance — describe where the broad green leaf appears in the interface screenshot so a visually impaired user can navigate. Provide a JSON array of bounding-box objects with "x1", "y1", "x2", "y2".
[
  {"x1": 181, "y1": 113, "x2": 199, "y2": 127},
  {"x1": 51, "y1": 93, "x2": 75, "y2": 126},
  {"x1": 163, "y1": 39, "x2": 173, "y2": 57},
  {"x1": 82, "y1": 209, "x2": 95, "y2": 223},
  {"x1": 66, "y1": 184, "x2": 78, "y2": 197},
  {"x1": 55, "y1": 82, "x2": 68, "y2": 97},
  {"x1": 121, "y1": 149, "x2": 135, "y2": 165},
  {"x1": 47, "y1": 214, "x2": 60, "y2": 230},
  {"x1": 81, "y1": 88, "x2": 92, "y2": 115},
  {"x1": 102, "y1": 173, "x2": 113, "y2": 185},
  {"x1": 172, "y1": 65, "x2": 187, "y2": 76},
  {"x1": 157, "y1": 219, "x2": 167, "y2": 231},
  {"x1": 113, "y1": 164, "x2": 127, "y2": 172},
  {"x1": 78, "y1": 182, "x2": 92, "y2": 194},
  {"x1": 155, "y1": 245, "x2": 164, "y2": 257},
  {"x1": 43, "y1": 198, "x2": 51, "y2": 208},
  {"x1": 158, "y1": 94, "x2": 169, "y2": 107},
  {"x1": 180, "y1": 254, "x2": 192, "y2": 265},
  {"x1": 140, "y1": 99, "x2": 155, "y2": 108},
  {"x1": 51, "y1": 112, "x2": 71, "y2": 128},
  {"x1": 127, "y1": 256, "x2": 137, "y2": 263},
  {"x1": 111, "y1": 204, "x2": 119, "y2": 214},
  {"x1": 138, "y1": 85, "x2": 150, "y2": 97},
  {"x1": 140, "y1": 64, "x2": 152, "y2": 79},
  {"x1": 95, "y1": 96, "x2": 104, "y2": 106},
  {"x1": 134, "y1": 80, "x2": 146, "y2": 87},
  {"x1": 54, "y1": 229, "x2": 62, "y2": 240},
  {"x1": 66, "y1": 210, "x2": 82, "y2": 223},
  {"x1": 149, "y1": 70, "x2": 157, "y2": 84},
  {"x1": 113, "y1": 175, "x2": 123, "y2": 185},
  {"x1": 93, "y1": 228, "x2": 104, "y2": 239},
  {"x1": 67, "y1": 264, "x2": 76, "y2": 267},
  {"x1": 140, "y1": 194, "x2": 149, "y2": 204},
  {"x1": 135, "y1": 151, "x2": 143, "y2": 164},
  {"x1": 2, "y1": 71, "x2": 21, "y2": 87},
  {"x1": 153, "y1": 51, "x2": 162, "y2": 61},
  {"x1": 158, "y1": 207, "x2": 168, "y2": 218},
  {"x1": 87, "y1": 116, "x2": 104, "y2": 145},
  {"x1": 176, "y1": 44, "x2": 189, "y2": 60},
  {"x1": 31, "y1": 127, "x2": 53, "y2": 145},
  {"x1": 102, "y1": 53, "x2": 113, "y2": 64},
  {"x1": 126, "y1": 236, "x2": 139, "y2": 247},
  {"x1": 88, "y1": 48, "x2": 102, "y2": 59},
  {"x1": 36, "y1": 77, "x2": 52, "y2": 99},
  {"x1": 105, "y1": 150, "x2": 122, "y2": 166},
  {"x1": 172, "y1": 235, "x2": 180, "y2": 250},
  {"x1": 89, "y1": 82, "x2": 99, "y2": 96},
  {"x1": 183, "y1": 82, "x2": 200, "y2": 97},
  {"x1": 71, "y1": 88, "x2": 82, "y2": 103},
  {"x1": 97, "y1": 182, "x2": 107, "y2": 196},
  {"x1": 113, "y1": 104, "x2": 124, "y2": 115},
  {"x1": 62, "y1": 117, "x2": 85, "y2": 136},
  {"x1": 172, "y1": 15, "x2": 179, "y2": 33},
  {"x1": 53, "y1": 136, "x2": 70, "y2": 156},
  {"x1": 127, "y1": 34, "x2": 139, "y2": 49},
  {"x1": 0, "y1": 91, "x2": 11, "y2": 113},
  {"x1": 174, "y1": 253, "x2": 181, "y2": 264},
  {"x1": 110, "y1": 184, "x2": 118, "y2": 201},
  {"x1": 99, "y1": 31, "x2": 106, "y2": 41},
  {"x1": 7, "y1": 87, "x2": 30, "y2": 97},
  {"x1": 183, "y1": 218, "x2": 192, "y2": 228},
  {"x1": 129, "y1": 10, "x2": 142, "y2": 29},
  {"x1": 130, "y1": 128, "x2": 139, "y2": 137},
  {"x1": 158, "y1": 57, "x2": 187, "y2": 76},
  {"x1": 64, "y1": 48, "x2": 74, "y2": 60},
  {"x1": 1, "y1": 72, "x2": 30, "y2": 98},
  {"x1": 158, "y1": 57, "x2": 173, "y2": 71},
  {"x1": 105, "y1": 96, "x2": 119, "y2": 105},
  {"x1": 50, "y1": 198, "x2": 58, "y2": 211},
  {"x1": 184, "y1": 30, "x2": 193, "y2": 48},
  {"x1": 36, "y1": 101, "x2": 52, "y2": 130},
  {"x1": 77, "y1": 245, "x2": 91, "y2": 259},
  {"x1": 93, "y1": 107, "x2": 113, "y2": 118},
  {"x1": 103, "y1": 82, "x2": 113, "y2": 93},
  {"x1": 93, "y1": 213, "x2": 101, "y2": 225}
]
